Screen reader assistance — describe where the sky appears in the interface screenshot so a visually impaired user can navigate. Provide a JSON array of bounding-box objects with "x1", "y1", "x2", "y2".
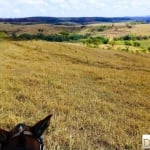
[{"x1": 0, "y1": 0, "x2": 150, "y2": 18}]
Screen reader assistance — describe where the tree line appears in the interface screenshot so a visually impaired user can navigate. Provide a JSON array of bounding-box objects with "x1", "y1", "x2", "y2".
[
  {"x1": 10, "y1": 32, "x2": 109, "y2": 47},
  {"x1": 11, "y1": 32, "x2": 86, "y2": 42}
]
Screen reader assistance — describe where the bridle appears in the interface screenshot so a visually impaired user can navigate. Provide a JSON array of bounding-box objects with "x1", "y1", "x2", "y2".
[
  {"x1": 11, "y1": 131, "x2": 44, "y2": 150},
  {"x1": 0, "y1": 115, "x2": 52, "y2": 150},
  {"x1": 6, "y1": 124, "x2": 44, "y2": 150}
]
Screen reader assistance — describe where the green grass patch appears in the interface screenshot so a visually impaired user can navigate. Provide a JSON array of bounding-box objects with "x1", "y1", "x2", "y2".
[
  {"x1": 138, "y1": 39, "x2": 150, "y2": 51},
  {"x1": 83, "y1": 36, "x2": 109, "y2": 48},
  {"x1": 0, "y1": 32, "x2": 9, "y2": 40}
]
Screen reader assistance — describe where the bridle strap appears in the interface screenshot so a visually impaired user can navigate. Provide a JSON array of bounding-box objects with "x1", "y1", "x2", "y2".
[
  {"x1": 11, "y1": 131, "x2": 44, "y2": 150},
  {"x1": 11, "y1": 131, "x2": 33, "y2": 138}
]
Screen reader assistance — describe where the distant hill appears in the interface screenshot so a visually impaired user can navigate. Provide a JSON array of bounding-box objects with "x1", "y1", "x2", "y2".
[{"x1": 0, "y1": 16, "x2": 150, "y2": 25}]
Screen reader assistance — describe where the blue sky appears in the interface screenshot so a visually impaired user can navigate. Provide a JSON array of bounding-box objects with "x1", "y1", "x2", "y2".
[{"x1": 0, "y1": 0, "x2": 150, "y2": 18}]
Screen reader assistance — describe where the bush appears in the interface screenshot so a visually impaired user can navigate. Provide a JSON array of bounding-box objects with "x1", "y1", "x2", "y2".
[
  {"x1": 68, "y1": 34, "x2": 85, "y2": 41},
  {"x1": 103, "y1": 38, "x2": 109, "y2": 44},
  {"x1": 11, "y1": 33, "x2": 17, "y2": 40},
  {"x1": 122, "y1": 35, "x2": 136, "y2": 41},
  {"x1": 38, "y1": 29, "x2": 44, "y2": 32},
  {"x1": 109, "y1": 40, "x2": 116, "y2": 46},
  {"x1": 97, "y1": 25, "x2": 112, "y2": 32},
  {"x1": 117, "y1": 35, "x2": 150, "y2": 41},
  {"x1": 0, "y1": 32, "x2": 9, "y2": 40},
  {"x1": 18, "y1": 34, "x2": 33, "y2": 40},
  {"x1": 11, "y1": 33, "x2": 86, "y2": 42},
  {"x1": 83, "y1": 36, "x2": 109, "y2": 47},
  {"x1": 123, "y1": 46, "x2": 129, "y2": 52},
  {"x1": 97, "y1": 25, "x2": 106, "y2": 32},
  {"x1": 133, "y1": 41, "x2": 140, "y2": 47},
  {"x1": 124, "y1": 41, "x2": 132, "y2": 46},
  {"x1": 126, "y1": 23, "x2": 132, "y2": 28}
]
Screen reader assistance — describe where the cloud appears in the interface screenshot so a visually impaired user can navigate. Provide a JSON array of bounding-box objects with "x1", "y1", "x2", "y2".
[
  {"x1": 18, "y1": 0, "x2": 47, "y2": 5},
  {"x1": 50, "y1": 0, "x2": 65, "y2": 3},
  {"x1": 14, "y1": 9, "x2": 21, "y2": 14},
  {"x1": 0, "y1": 0, "x2": 149, "y2": 17}
]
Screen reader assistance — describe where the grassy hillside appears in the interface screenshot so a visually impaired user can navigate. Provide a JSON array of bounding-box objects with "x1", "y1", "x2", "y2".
[
  {"x1": 0, "y1": 40, "x2": 150, "y2": 149},
  {"x1": 82, "y1": 23, "x2": 150, "y2": 38},
  {"x1": 0, "y1": 23, "x2": 82, "y2": 35},
  {"x1": 0, "y1": 22, "x2": 150, "y2": 38},
  {"x1": 0, "y1": 16, "x2": 150, "y2": 24}
]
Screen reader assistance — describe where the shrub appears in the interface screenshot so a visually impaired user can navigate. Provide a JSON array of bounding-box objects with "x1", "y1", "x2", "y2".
[
  {"x1": 38, "y1": 29, "x2": 44, "y2": 32},
  {"x1": 59, "y1": 32, "x2": 69, "y2": 36},
  {"x1": 18, "y1": 34, "x2": 33, "y2": 40},
  {"x1": 117, "y1": 35, "x2": 150, "y2": 41},
  {"x1": 11, "y1": 33, "x2": 17, "y2": 40},
  {"x1": 103, "y1": 38, "x2": 109, "y2": 44},
  {"x1": 97, "y1": 25, "x2": 112, "y2": 32},
  {"x1": 97, "y1": 25, "x2": 106, "y2": 32},
  {"x1": 83, "y1": 36, "x2": 109, "y2": 47},
  {"x1": 11, "y1": 33, "x2": 86, "y2": 42},
  {"x1": 109, "y1": 40, "x2": 116, "y2": 46},
  {"x1": 124, "y1": 41, "x2": 132, "y2": 46},
  {"x1": 0, "y1": 32, "x2": 9, "y2": 40},
  {"x1": 68, "y1": 34, "x2": 85, "y2": 41},
  {"x1": 124, "y1": 46, "x2": 129, "y2": 52},
  {"x1": 133, "y1": 41, "x2": 140, "y2": 47},
  {"x1": 126, "y1": 23, "x2": 132, "y2": 28},
  {"x1": 122, "y1": 35, "x2": 136, "y2": 41}
]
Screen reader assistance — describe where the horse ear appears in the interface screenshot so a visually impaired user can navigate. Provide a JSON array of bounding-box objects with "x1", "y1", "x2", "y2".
[
  {"x1": 0, "y1": 129, "x2": 9, "y2": 143},
  {"x1": 32, "y1": 114, "x2": 52, "y2": 138}
]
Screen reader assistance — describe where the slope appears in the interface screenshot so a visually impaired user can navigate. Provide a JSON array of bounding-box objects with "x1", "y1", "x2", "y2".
[{"x1": 0, "y1": 41, "x2": 150, "y2": 149}]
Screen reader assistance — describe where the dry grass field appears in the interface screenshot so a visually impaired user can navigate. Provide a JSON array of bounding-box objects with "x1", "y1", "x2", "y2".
[
  {"x1": 80, "y1": 23, "x2": 150, "y2": 38},
  {"x1": 1, "y1": 22, "x2": 150, "y2": 38},
  {"x1": 0, "y1": 40, "x2": 150, "y2": 149},
  {"x1": 0, "y1": 23, "x2": 82, "y2": 35}
]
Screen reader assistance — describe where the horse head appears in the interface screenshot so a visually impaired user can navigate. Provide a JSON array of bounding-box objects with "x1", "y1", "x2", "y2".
[{"x1": 0, "y1": 114, "x2": 52, "y2": 150}]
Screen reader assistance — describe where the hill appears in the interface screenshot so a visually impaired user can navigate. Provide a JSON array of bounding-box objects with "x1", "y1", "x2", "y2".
[
  {"x1": 0, "y1": 40, "x2": 150, "y2": 149},
  {"x1": 0, "y1": 21, "x2": 150, "y2": 38},
  {"x1": 0, "y1": 16, "x2": 150, "y2": 25},
  {"x1": 1, "y1": 21, "x2": 150, "y2": 53}
]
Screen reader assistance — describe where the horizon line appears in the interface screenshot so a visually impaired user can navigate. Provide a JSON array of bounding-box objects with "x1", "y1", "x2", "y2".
[{"x1": 0, "y1": 15, "x2": 150, "y2": 19}]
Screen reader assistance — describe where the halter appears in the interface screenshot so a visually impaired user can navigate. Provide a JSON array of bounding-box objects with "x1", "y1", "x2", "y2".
[{"x1": 10, "y1": 124, "x2": 44, "y2": 150}]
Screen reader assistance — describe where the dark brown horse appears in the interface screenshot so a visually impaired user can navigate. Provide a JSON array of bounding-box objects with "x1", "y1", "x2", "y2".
[{"x1": 0, "y1": 114, "x2": 52, "y2": 150}]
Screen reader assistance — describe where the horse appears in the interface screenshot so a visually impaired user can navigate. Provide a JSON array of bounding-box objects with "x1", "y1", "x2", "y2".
[{"x1": 0, "y1": 114, "x2": 52, "y2": 150}]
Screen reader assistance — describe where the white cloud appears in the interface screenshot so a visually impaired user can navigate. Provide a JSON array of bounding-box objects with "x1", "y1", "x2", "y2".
[
  {"x1": 19, "y1": 0, "x2": 43, "y2": 4},
  {"x1": 0, "y1": 0, "x2": 149, "y2": 17},
  {"x1": 14, "y1": 9, "x2": 21, "y2": 14},
  {"x1": 0, "y1": 1, "x2": 13, "y2": 8},
  {"x1": 50, "y1": 0, "x2": 65, "y2": 3}
]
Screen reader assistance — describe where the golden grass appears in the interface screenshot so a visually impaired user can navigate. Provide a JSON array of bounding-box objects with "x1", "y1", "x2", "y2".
[
  {"x1": 0, "y1": 23, "x2": 81, "y2": 35},
  {"x1": 0, "y1": 40, "x2": 150, "y2": 149},
  {"x1": 1, "y1": 22, "x2": 150, "y2": 38},
  {"x1": 99, "y1": 23, "x2": 150, "y2": 38},
  {"x1": 79, "y1": 23, "x2": 150, "y2": 38}
]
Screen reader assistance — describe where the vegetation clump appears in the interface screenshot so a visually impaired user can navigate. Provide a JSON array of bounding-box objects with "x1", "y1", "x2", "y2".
[
  {"x1": 10, "y1": 32, "x2": 87, "y2": 42},
  {"x1": 116, "y1": 34, "x2": 150, "y2": 41},
  {"x1": 97, "y1": 25, "x2": 113, "y2": 32},
  {"x1": 0, "y1": 31, "x2": 9, "y2": 40},
  {"x1": 83, "y1": 36, "x2": 109, "y2": 47}
]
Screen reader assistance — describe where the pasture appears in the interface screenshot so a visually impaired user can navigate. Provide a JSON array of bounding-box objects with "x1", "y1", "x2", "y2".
[
  {"x1": 0, "y1": 40, "x2": 150, "y2": 149},
  {"x1": 0, "y1": 22, "x2": 150, "y2": 38}
]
